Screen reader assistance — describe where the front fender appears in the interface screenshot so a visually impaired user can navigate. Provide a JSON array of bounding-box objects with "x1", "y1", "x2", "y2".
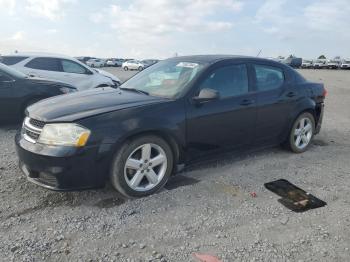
[{"x1": 77, "y1": 100, "x2": 186, "y2": 156}]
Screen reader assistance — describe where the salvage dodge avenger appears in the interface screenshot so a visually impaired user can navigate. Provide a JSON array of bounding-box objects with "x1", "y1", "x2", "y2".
[{"x1": 15, "y1": 55, "x2": 326, "y2": 198}]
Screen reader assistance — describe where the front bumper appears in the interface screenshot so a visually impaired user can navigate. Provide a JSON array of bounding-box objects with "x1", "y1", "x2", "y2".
[{"x1": 15, "y1": 133, "x2": 113, "y2": 191}]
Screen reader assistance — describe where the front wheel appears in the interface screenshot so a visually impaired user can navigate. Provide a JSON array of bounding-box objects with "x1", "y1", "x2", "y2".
[
  {"x1": 287, "y1": 112, "x2": 315, "y2": 153},
  {"x1": 110, "y1": 135, "x2": 174, "y2": 198},
  {"x1": 124, "y1": 66, "x2": 129, "y2": 71},
  {"x1": 138, "y1": 66, "x2": 144, "y2": 71}
]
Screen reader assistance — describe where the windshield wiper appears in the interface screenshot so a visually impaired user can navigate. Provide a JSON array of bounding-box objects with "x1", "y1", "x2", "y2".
[{"x1": 119, "y1": 87, "x2": 149, "y2": 96}]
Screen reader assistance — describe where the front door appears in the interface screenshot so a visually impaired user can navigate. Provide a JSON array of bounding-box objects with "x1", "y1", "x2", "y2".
[{"x1": 186, "y1": 63, "x2": 257, "y2": 157}]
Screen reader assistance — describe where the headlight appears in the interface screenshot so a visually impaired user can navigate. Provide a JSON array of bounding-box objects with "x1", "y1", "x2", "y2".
[
  {"x1": 38, "y1": 123, "x2": 90, "y2": 147},
  {"x1": 112, "y1": 80, "x2": 121, "y2": 87}
]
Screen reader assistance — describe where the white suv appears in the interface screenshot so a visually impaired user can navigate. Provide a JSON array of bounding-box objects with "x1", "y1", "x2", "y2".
[
  {"x1": 1, "y1": 53, "x2": 120, "y2": 90},
  {"x1": 313, "y1": 59, "x2": 328, "y2": 69},
  {"x1": 301, "y1": 60, "x2": 313, "y2": 69},
  {"x1": 340, "y1": 59, "x2": 350, "y2": 69}
]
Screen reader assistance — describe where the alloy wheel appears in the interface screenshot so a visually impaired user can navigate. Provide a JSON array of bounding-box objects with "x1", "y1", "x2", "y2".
[
  {"x1": 124, "y1": 143, "x2": 167, "y2": 192},
  {"x1": 294, "y1": 117, "x2": 313, "y2": 150}
]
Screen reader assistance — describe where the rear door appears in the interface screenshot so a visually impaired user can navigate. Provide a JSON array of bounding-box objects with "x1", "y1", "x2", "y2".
[
  {"x1": 252, "y1": 63, "x2": 299, "y2": 145},
  {"x1": 23, "y1": 57, "x2": 63, "y2": 80},
  {"x1": 59, "y1": 59, "x2": 93, "y2": 90},
  {"x1": 186, "y1": 62, "x2": 257, "y2": 155}
]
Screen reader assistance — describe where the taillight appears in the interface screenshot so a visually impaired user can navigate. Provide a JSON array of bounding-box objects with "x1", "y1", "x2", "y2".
[{"x1": 323, "y1": 88, "x2": 328, "y2": 97}]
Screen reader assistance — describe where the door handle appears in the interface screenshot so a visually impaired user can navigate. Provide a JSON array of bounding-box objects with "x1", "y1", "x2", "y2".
[
  {"x1": 286, "y1": 92, "x2": 296, "y2": 98},
  {"x1": 240, "y1": 99, "x2": 255, "y2": 106}
]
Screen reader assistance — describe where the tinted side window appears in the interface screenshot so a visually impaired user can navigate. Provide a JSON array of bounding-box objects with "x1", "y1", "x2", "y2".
[
  {"x1": 200, "y1": 64, "x2": 249, "y2": 98},
  {"x1": 0, "y1": 56, "x2": 28, "y2": 65},
  {"x1": 61, "y1": 59, "x2": 88, "y2": 74},
  {"x1": 254, "y1": 64, "x2": 284, "y2": 91},
  {"x1": 25, "y1": 58, "x2": 62, "y2": 72}
]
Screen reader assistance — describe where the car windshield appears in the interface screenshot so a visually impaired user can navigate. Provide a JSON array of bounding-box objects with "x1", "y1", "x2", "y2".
[
  {"x1": 0, "y1": 62, "x2": 27, "y2": 78},
  {"x1": 120, "y1": 60, "x2": 205, "y2": 98},
  {"x1": 345, "y1": 61, "x2": 350, "y2": 64},
  {"x1": 303, "y1": 60, "x2": 312, "y2": 63}
]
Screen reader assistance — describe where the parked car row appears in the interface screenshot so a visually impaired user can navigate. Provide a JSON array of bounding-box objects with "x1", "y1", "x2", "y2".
[
  {"x1": 76, "y1": 57, "x2": 160, "y2": 69},
  {"x1": 300, "y1": 58, "x2": 350, "y2": 69}
]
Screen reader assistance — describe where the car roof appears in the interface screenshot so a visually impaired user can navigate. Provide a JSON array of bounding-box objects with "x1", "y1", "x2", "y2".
[
  {"x1": 166, "y1": 55, "x2": 283, "y2": 65},
  {"x1": 4, "y1": 52, "x2": 75, "y2": 60}
]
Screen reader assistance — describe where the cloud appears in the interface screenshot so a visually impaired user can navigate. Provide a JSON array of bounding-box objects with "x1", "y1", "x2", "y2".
[
  {"x1": 10, "y1": 31, "x2": 25, "y2": 40},
  {"x1": 89, "y1": 0, "x2": 243, "y2": 57},
  {"x1": 304, "y1": 0, "x2": 350, "y2": 33},
  {"x1": 25, "y1": 0, "x2": 75, "y2": 20},
  {"x1": 0, "y1": 0, "x2": 16, "y2": 15},
  {"x1": 92, "y1": 1, "x2": 243, "y2": 36},
  {"x1": 255, "y1": 0, "x2": 350, "y2": 39}
]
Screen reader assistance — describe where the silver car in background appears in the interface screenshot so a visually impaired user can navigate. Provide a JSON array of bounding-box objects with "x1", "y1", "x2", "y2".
[{"x1": 1, "y1": 53, "x2": 120, "y2": 90}]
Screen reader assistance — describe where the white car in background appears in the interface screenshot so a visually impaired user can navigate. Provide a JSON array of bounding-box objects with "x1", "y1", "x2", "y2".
[
  {"x1": 1, "y1": 53, "x2": 121, "y2": 90},
  {"x1": 106, "y1": 58, "x2": 123, "y2": 67},
  {"x1": 122, "y1": 60, "x2": 145, "y2": 71},
  {"x1": 327, "y1": 58, "x2": 341, "y2": 69},
  {"x1": 86, "y1": 58, "x2": 105, "y2": 68},
  {"x1": 340, "y1": 59, "x2": 350, "y2": 69},
  {"x1": 301, "y1": 59, "x2": 313, "y2": 69},
  {"x1": 313, "y1": 59, "x2": 328, "y2": 69}
]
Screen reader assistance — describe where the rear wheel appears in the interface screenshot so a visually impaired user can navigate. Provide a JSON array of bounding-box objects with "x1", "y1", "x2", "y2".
[
  {"x1": 110, "y1": 135, "x2": 174, "y2": 198},
  {"x1": 287, "y1": 112, "x2": 315, "y2": 153}
]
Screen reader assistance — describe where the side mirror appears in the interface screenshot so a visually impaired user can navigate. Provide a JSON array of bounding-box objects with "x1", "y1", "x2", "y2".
[{"x1": 192, "y1": 88, "x2": 219, "y2": 103}]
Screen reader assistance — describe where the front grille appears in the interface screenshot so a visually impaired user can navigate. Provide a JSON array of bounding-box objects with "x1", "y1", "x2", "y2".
[
  {"x1": 38, "y1": 172, "x2": 58, "y2": 187},
  {"x1": 23, "y1": 117, "x2": 45, "y2": 143},
  {"x1": 25, "y1": 129, "x2": 40, "y2": 140},
  {"x1": 29, "y1": 118, "x2": 46, "y2": 129}
]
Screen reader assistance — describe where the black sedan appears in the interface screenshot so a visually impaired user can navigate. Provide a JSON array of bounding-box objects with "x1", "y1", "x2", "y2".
[
  {"x1": 15, "y1": 55, "x2": 326, "y2": 198},
  {"x1": 0, "y1": 63, "x2": 76, "y2": 123}
]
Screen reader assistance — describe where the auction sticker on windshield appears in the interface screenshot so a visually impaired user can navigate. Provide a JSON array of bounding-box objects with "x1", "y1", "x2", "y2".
[{"x1": 176, "y1": 62, "x2": 199, "y2": 68}]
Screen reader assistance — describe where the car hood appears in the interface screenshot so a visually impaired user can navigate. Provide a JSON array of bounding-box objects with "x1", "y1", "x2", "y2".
[
  {"x1": 27, "y1": 87, "x2": 167, "y2": 122},
  {"x1": 95, "y1": 69, "x2": 121, "y2": 82}
]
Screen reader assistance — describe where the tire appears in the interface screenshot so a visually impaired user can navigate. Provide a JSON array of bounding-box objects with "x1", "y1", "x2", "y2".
[
  {"x1": 287, "y1": 112, "x2": 315, "y2": 153},
  {"x1": 124, "y1": 66, "x2": 129, "y2": 71},
  {"x1": 138, "y1": 66, "x2": 144, "y2": 71},
  {"x1": 91, "y1": 64, "x2": 95, "y2": 68},
  {"x1": 110, "y1": 135, "x2": 174, "y2": 198}
]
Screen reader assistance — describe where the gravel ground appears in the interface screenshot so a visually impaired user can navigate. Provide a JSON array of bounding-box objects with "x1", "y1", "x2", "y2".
[{"x1": 1, "y1": 68, "x2": 350, "y2": 262}]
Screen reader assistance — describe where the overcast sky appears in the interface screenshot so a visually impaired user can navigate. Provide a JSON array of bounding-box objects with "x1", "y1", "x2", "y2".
[{"x1": 0, "y1": 0, "x2": 349, "y2": 59}]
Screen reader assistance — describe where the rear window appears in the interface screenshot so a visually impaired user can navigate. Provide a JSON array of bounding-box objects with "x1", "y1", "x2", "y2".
[
  {"x1": 25, "y1": 57, "x2": 62, "y2": 72},
  {"x1": 254, "y1": 64, "x2": 284, "y2": 91},
  {"x1": 0, "y1": 56, "x2": 28, "y2": 65}
]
